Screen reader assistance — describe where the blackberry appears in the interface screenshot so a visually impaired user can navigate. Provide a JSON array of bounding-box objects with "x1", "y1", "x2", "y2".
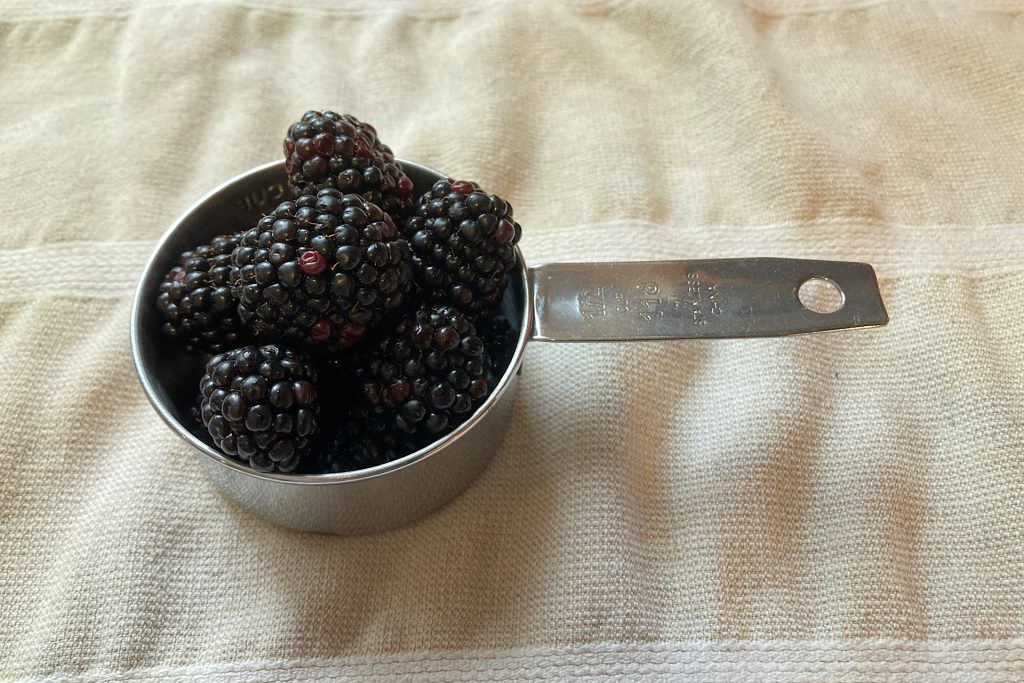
[
  {"x1": 314, "y1": 408, "x2": 420, "y2": 473},
  {"x1": 156, "y1": 233, "x2": 248, "y2": 354},
  {"x1": 355, "y1": 305, "x2": 495, "y2": 440},
  {"x1": 473, "y1": 312, "x2": 519, "y2": 375},
  {"x1": 404, "y1": 179, "x2": 522, "y2": 314},
  {"x1": 231, "y1": 190, "x2": 414, "y2": 350},
  {"x1": 198, "y1": 345, "x2": 319, "y2": 473},
  {"x1": 284, "y1": 111, "x2": 413, "y2": 220}
]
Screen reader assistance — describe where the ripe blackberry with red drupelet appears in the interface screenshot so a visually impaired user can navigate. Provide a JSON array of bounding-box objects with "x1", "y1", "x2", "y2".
[
  {"x1": 231, "y1": 189, "x2": 414, "y2": 351},
  {"x1": 284, "y1": 110, "x2": 413, "y2": 221},
  {"x1": 403, "y1": 178, "x2": 522, "y2": 314},
  {"x1": 352, "y1": 305, "x2": 496, "y2": 441}
]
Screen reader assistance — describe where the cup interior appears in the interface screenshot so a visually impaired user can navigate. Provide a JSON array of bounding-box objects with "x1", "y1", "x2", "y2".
[{"x1": 131, "y1": 160, "x2": 528, "y2": 479}]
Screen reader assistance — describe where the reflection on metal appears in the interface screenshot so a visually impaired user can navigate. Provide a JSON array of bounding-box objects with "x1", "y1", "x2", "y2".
[
  {"x1": 131, "y1": 159, "x2": 889, "y2": 536},
  {"x1": 531, "y1": 259, "x2": 887, "y2": 342}
]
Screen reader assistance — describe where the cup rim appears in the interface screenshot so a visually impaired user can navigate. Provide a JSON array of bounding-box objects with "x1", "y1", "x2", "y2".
[{"x1": 130, "y1": 159, "x2": 532, "y2": 486}]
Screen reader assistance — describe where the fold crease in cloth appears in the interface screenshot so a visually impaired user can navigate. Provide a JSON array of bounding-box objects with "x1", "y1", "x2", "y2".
[{"x1": 15, "y1": 641, "x2": 1024, "y2": 683}]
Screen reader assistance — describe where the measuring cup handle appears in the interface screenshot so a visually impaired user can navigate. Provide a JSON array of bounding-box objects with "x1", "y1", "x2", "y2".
[{"x1": 527, "y1": 258, "x2": 888, "y2": 342}]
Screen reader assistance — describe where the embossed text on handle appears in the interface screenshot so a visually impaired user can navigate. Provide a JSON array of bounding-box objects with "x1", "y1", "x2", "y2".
[{"x1": 532, "y1": 259, "x2": 888, "y2": 342}]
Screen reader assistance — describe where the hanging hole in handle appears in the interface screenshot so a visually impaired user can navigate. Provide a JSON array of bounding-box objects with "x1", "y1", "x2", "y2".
[{"x1": 798, "y1": 277, "x2": 845, "y2": 314}]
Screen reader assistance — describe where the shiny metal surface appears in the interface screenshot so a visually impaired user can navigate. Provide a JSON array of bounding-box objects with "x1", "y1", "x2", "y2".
[
  {"x1": 132, "y1": 159, "x2": 889, "y2": 536},
  {"x1": 130, "y1": 160, "x2": 531, "y2": 535},
  {"x1": 530, "y1": 259, "x2": 887, "y2": 342},
  {"x1": 201, "y1": 370, "x2": 518, "y2": 534}
]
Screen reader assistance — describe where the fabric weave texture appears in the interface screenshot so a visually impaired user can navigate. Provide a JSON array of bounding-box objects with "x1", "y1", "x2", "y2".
[{"x1": 2, "y1": 0, "x2": 1023, "y2": 680}]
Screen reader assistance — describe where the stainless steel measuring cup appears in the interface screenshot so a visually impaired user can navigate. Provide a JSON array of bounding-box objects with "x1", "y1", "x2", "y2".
[{"x1": 131, "y1": 160, "x2": 888, "y2": 535}]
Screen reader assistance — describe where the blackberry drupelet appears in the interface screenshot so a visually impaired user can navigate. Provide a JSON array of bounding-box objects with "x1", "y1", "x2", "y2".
[
  {"x1": 403, "y1": 179, "x2": 522, "y2": 314},
  {"x1": 231, "y1": 190, "x2": 414, "y2": 350},
  {"x1": 355, "y1": 305, "x2": 495, "y2": 440},
  {"x1": 199, "y1": 345, "x2": 319, "y2": 473},
  {"x1": 284, "y1": 111, "x2": 413, "y2": 220},
  {"x1": 156, "y1": 233, "x2": 249, "y2": 354}
]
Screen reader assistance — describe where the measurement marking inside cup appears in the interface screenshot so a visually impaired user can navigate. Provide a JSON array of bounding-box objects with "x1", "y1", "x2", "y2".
[
  {"x1": 237, "y1": 182, "x2": 288, "y2": 213},
  {"x1": 577, "y1": 271, "x2": 725, "y2": 326}
]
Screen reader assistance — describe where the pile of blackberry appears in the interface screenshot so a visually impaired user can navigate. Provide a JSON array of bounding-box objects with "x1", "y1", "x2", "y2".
[{"x1": 155, "y1": 111, "x2": 522, "y2": 474}]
